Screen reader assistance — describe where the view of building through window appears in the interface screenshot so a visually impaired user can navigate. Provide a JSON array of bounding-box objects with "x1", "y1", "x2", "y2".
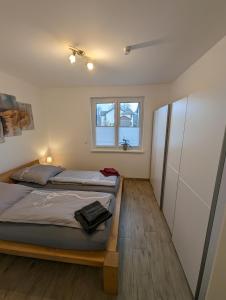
[
  {"x1": 96, "y1": 103, "x2": 115, "y2": 146},
  {"x1": 93, "y1": 99, "x2": 142, "y2": 148},
  {"x1": 119, "y1": 102, "x2": 140, "y2": 146}
]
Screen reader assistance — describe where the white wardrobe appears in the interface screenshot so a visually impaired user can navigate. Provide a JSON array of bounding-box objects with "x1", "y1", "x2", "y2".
[
  {"x1": 163, "y1": 98, "x2": 187, "y2": 232},
  {"x1": 150, "y1": 105, "x2": 169, "y2": 206},
  {"x1": 161, "y1": 92, "x2": 226, "y2": 296}
]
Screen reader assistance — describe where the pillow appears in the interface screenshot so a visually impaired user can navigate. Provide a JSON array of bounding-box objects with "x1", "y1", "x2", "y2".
[
  {"x1": 11, "y1": 164, "x2": 64, "y2": 185},
  {"x1": 0, "y1": 182, "x2": 33, "y2": 213}
]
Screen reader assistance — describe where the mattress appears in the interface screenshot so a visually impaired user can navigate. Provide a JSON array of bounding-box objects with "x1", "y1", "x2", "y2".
[
  {"x1": 0, "y1": 194, "x2": 115, "y2": 251},
  {"x1": 17, "y1": 176, "x2": 120, "y2": 195}
]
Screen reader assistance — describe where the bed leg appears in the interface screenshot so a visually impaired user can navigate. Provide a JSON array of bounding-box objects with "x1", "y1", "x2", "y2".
[{"x1": 103, "y1": 251, "x2": 119, "y2": 295}]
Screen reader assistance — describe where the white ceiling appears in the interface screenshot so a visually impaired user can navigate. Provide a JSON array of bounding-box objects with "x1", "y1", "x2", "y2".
[{"x1": 0, "y1": 0, "x2": 226, "y2": 87}]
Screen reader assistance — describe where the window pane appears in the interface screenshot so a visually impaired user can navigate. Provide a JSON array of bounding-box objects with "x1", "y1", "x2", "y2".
[
  {"x1": 119, "y1": 102, "x2": 139, "y2": 127},
  {"x1": 96, "y1": 103, "x2": 115, "y2": 127},
  {"x1": 119, "y1": 102, "x2": 140, "y2": 146},
  {"x1": 96, "y1": 127, "x2": 115, "y2": 146},
  {"x1": 119, "y1": 127, "x2": 140, "y2": 146},
  {"x1": 95, "y1": 103, "x2": 115, "y2": 146}
]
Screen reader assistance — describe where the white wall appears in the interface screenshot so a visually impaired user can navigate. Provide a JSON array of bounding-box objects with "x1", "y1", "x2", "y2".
[
  {"x1": 42, "y1": 85, "x2": 170, "y2": 178},
  {"x1": 170, "y1": 36, "x2": 226, "y2": 100},
  {"x1": 0, "y1": 71, "x2": 47, "y2": 173}
]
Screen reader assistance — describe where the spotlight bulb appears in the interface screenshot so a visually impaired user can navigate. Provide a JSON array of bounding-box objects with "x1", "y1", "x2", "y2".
[
  {"x1": 69, "y1": 54, "x2": 76, "y2": 64},
  {"x1": 87, "y1": 62, "x2": 94, "y2": 71}
]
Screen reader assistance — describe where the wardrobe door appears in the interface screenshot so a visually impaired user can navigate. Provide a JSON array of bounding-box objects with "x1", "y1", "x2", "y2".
[
  {"x1": 150, "y1": 112, "x2": 158, "y2": 199},
  {"x1": 172, "y1": 90, "x2": 226, "y2": 295},
  {"x1": 163, "y1": 98, "x2": 187, "y2": 232},
  {"x1": 150, "y1": 105, "x2": 169, "y2": 206}
]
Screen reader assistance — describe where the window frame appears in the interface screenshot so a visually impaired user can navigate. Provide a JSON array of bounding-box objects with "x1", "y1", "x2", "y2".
[{"x1": 91, "y1": 97, "x2": 144, "y2": 151}]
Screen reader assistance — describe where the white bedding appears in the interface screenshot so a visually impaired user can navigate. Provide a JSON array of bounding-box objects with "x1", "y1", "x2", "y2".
[
  {"x1": 49, "y1": 170, "x2": 117, "y2": 186},
  {"x1": 0, "y1": 190, "x2": 113, "y2": 230}
]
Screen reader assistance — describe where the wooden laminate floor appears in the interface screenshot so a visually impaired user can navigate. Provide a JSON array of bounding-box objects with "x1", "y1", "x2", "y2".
[{"x1": 0, "y1": 180, "x2": 193, "y2": 300}]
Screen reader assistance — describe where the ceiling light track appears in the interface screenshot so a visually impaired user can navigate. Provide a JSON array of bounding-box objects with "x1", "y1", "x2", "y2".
[{"x1": 69, "y1": 47, "x2": 86, "y2": 57}]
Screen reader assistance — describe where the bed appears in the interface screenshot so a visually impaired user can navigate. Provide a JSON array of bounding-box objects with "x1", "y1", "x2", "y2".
[
  {"x1": 0, "y1": 160, "x2": 123, "y2": 295},
  {"x1": 10, "y1": 162, "x2": 120, "y2": 195}
]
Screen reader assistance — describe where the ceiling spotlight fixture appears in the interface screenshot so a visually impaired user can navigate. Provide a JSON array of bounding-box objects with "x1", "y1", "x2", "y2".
[
  {"x1": 69, "y1": 50, "x2": 76, "y2": 64},
  {"x1": 124, "y1": 46, "x2": 131, "y2": 55},
  {"x1": 69, "y1": 46, "x2": 94, "y2": 71},
  {"x1": 87, "y1": 62, "x2": 94, "y2": 71}
]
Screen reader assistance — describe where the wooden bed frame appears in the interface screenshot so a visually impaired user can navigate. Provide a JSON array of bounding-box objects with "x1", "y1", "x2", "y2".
[{"x1": 0, "y1": 160, "x2": 123, "y2": 295}]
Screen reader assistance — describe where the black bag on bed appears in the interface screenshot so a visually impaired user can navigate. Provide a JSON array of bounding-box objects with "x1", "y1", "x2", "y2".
[{"x1": 74, "y1": 201, "x2": 112, "y2": 234}]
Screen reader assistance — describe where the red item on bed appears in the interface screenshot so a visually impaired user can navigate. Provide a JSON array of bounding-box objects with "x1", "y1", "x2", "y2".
[{"x1": 100, "y1": 168, "x2": 120, "y2": 177}]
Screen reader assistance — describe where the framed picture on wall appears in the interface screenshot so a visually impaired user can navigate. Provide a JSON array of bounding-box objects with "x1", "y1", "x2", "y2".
[
  {"x1": 18, "y1": 102, "x2": 35, "y2": 130},
  {"x1": 0, "y1": 93, "x2": 22, "y2": 137},
  {"x1": 0, "y1": 93, "x2": 17, "y2": 111},
  {"x1": 0, "y1": 119, "x2": 4, "y2": 143},
  {"x1": 0, "y1": 93, "x2": 35, "y2": 141}
]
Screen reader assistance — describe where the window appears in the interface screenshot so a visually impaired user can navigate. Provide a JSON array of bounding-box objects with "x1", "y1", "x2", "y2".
[{"x1": 91, "y1": 97, "x2": 143, "y2": 150}]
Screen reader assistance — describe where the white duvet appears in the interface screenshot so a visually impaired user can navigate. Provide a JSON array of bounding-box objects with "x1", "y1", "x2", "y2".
[
  {"x1": 50, "y1": 170, "x2": 117, "y2": 186},
  {"x1": 0, "y1": 190, "x2": 113, "y2": 230}
]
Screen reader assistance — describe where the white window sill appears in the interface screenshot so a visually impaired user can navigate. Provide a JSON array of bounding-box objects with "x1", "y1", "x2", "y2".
[{"x1": 91, "y1": 148, "x2": 144, "y2": 154}]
